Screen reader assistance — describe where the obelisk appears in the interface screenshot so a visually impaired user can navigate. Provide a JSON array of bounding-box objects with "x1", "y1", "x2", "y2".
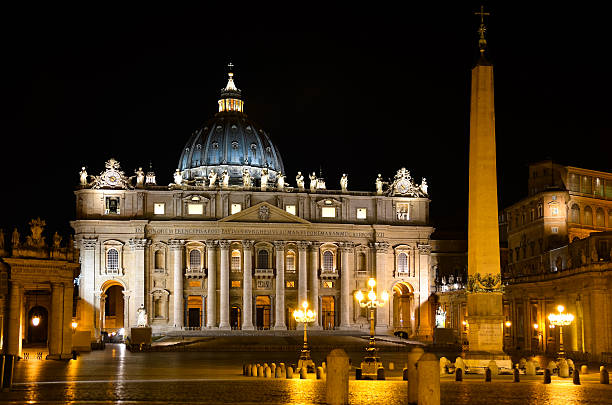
[{"x1": 466, "y1": 7, "x2": 505, "y2": 356}]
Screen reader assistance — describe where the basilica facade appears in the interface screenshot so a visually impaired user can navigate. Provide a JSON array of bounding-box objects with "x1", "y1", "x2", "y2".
[{"x1": 71, "y1": 70, "x2": 435, "y2": 341}]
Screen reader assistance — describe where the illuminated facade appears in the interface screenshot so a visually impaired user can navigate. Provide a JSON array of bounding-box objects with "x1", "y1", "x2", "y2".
[{"x1": 71, "y1": 69, "x2": 436, "y2": 341}]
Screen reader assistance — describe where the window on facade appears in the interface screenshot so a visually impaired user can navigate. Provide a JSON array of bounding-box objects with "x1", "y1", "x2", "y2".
[
  {"x1": 396, "y1": 203, "x2": 409, "y2": 221},
  {"x1": 107, "y1": 248, "x2": 119, "y2": 271},
  {"x1": 286, "y1": 250, "x2": 296, "y2": 271},
  {"x1": 551, "y1": 206, "x2": 559, "y2": 216},
  {"x1": 155, "y1": 250, "x2": 164, "y2": 269},
  {"x1": 188, "y1": 203, "x2": 203, "y2": 215},
  {"x1": 568, "y1": 174, "x2": 580, "y2": 192},
  {"x1": 594, "y1": 178, "x2": 603, "y2": 197},
  {"x1": 571, "y1": 205, "x2": 580, "y2": 223},
  {"x1": 356, "y1": 208, "x2": 367, "y2": 219},
  {"x1": 584, "y1": 206, "x2": 593, "y2": 225},
  {"x1": 321, "y1": 207, "x2": 336, "y2": 218},
  {"x1": 551, "y1": 227, "x2": 559, "y2": 233},
  {"x1": 357, "y1": 252, "x2": 366, "y2": 272},
  {"x1": 581, "y1": 176, "x2": 593, "y2": 194},
  {"x1": 286, "y1": 281, "x2": 295, "y2": 288},
  {"x1": 257, "y1": 250, "x2": 269, "y2": 268},
  {"x1": 537, "y1": 204, "x2": 543, "y2": 217},
  {"x1": 189, "y1": 249, "x2": 201, "y2": 269},
  {"x1": 596, "y1": 208, "x2": 605, "y2": 227},
  {"x1": 322, "y1": 251, "x2": 334, "y2": 271},
  {"x1": 154, "y1": 203, "x2": 165, "y2": 215},
  {"x1": 231, "y1": 280, "x2": 241, "y2": 288},
  {"x1": 231, "y1": 250, "x2": 241, "y2": 271},
  {"x1": 398, "y1": 252, "x2": 408, "y2": 273},
  {"x1": 285, "y1": 205, "x2": 296, "y2": 215},
  {"x1": 530, "y1": 209, "x2": 535, "y2": 222},
  {"x1": 105, "y1": 197, "x2": 120, "y2": 214},
  {"x1": 231, "y1": 203, "x2": 242, "y2": 215}
]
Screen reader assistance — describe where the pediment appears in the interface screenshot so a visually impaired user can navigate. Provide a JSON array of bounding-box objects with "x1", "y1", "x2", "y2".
[{"x1": 219, "y1": 202, "x2": 310, "y2": 224}]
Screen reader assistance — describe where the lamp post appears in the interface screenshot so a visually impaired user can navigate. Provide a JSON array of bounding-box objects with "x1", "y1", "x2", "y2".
[
  {"x1": 293, "y1": 301, "x2": 316, "y2": 372},
  {"x1": 548, "y1": 305, "x2": 574, "y2": 358},
  {"x1": 355, "y1": 278, "x2": 389, "y2": 364}
]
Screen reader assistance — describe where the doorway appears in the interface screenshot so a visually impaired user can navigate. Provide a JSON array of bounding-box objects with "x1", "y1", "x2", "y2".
[
  {"x1": 393, "y1": 282, "x2": 413, "y2": 336},
  {"x1": 104, "y1": 285, "x2": 124, "y2": 332},
  {"x1": 255, "y1": 296, "x2": 271, "y2": 330},
  {"x1": 187, "y1": 296, "x2": 203, "y2": 328},
  {"x1": 321, "y1": 296, "x2": 335, "y2": 330},
  {"x1": 27, "y1": 305, "x2": 48, "y2": 344},
  {"x1": 230, "y1": 306, "x2": 241, "y2": 330}
]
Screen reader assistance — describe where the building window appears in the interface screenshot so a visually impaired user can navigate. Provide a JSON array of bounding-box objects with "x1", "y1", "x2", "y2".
[
  {"x1": 257, "y1": 250, "x2": 269, "y2": 268},
  {"x1": 581, "y1": 176, "x2": 593, "y2": 194},
  {"x1": 286, "y1": 250, "x2": 296, "y2": 271},
  {"x1": 396, "y1": 203, "x2": 409, "y2": 220},
  {"x1": 537, "y1": 204, "x2": 543, "y2": 217},
  {"x1": 154, "y1": 203, "x2": 165, "y2": 215},
  {"x1": 107, "y1": 248, "x2": 119, "y2": 272},
  {"x1": 571, "y1": 204, "x2": 580, "y2": 223},
  {"x1": 231, "y1": 250, "x2": 241, "y2": 271},
  {"x1": 397, "y1": 252, "x2": 408, "y2": 274},
  {"x1": 356, "y1": 208, "x2": 367, "y2": 219},
  {"x1": 551, "y1": 227, "x2": 559, "y2": 233},
  {"x1": 322, "y1": 251, "x2": 334, "y2": 271},
  {"x1": 188, "y1": 203, "x2": 203, "y2": 215},
  {"x1": 551, "y1": 206, "x2": 559, "y2": 216},
  {"x1": 530, "y1": 209, "x2": 535, "y2": 222},
  {"x1": 584, "y1": 206, "x2": 593, "y2": 225},
  {"x1": 231, "y1": 280, "x2": 241, "y2": 288},
  {"x1": 594, "y1": 178, "x2": 603, "y2": 197},
  {"x1": 285, "y1": 205, "x2": 296, "y2": 215},
  {"x1": 155, "y1": 250, "x2": 164, "y2": 270},
  {"x1": 286, "y1": 281, "x2": 295, "y2": 288},
  {"x1": 321, "y1": 207, "x2": 336, "y2": 218},
  {"x1": 105, "y1": 197, "x2": 120, "y2": 214},
  {"x1": 357, "y1": 252, "x2": 366, "y2": 273},
  {"x1": 596, "y1": 208, "x2": 605, "y2": 227},
  {"x1": 189, "y1": 250, "x2": 202, "y2": 269},
  {"x1": 231, "y1": 203, "x2": 242, "y2": 215}
]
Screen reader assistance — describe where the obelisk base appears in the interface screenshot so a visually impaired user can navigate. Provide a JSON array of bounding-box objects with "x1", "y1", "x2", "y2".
[{"x1": 463, "y1": 292, "x2": 509, "y2": 363}]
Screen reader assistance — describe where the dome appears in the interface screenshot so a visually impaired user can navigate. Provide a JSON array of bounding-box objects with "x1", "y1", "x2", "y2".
[{"x1": 178, "y1": 69, "x2": 285, "y2": 183}]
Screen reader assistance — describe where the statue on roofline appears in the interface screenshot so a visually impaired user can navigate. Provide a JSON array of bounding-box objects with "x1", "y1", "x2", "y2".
[
  {"x1": 296, "y1": 171, "x2": 305, "y2": 191},
  {"x1": 208, "y1": 169, "x2": 217, "y2": 188},
  {"x1": 309, "y1": 172, "x2": 317, "y2": 192},
  {"x1": 340, "y1": 174, "x2": 348, "y2": 192},
  {"x1": 79, "y1": 167, "x2": 88, "y2": 186}
]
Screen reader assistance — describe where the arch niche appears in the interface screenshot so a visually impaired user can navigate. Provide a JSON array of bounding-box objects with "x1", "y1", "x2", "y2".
[
  {"x1": 392, "y1": 282, "x2": 414, "y2": 337},
  {"x1": 101, "y1": 280, "x2": 126, "y2": 333}
]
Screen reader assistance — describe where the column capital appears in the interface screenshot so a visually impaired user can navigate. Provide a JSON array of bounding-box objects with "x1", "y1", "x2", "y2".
[
  {"x1": 129, "y1": 238, "x2": 150, "y2": 250},
  {"x1": 297, "y1": 241, "x2": 310, "y2": 251},
  {"x1": 274, "y1": 240, "x2": 286, "y2": 251},
  {"x1": 371, "y1": 241, "x2": 390, "y2": 253},
  {"x1": 82, "y1": 237, "x2": 98, "y2": 250},
  {"x1": 168, "y1": 239, "x2": 185, "y2": 250},
  {"x1": 218, "y1": 240, "x2": 231, "y2": 250},
  {"x1": 205, "y1": 240, "x2": 218, "y2": 249},
  {"x1": 338, "y1": 241, "x2": 355, "y2": 252},
  {"x1": 417, "y1": 243, "x2": 432, "y2": 254},
  {"x1": 310, "y1": 241, "x2": 323, "y2": 250},
  {"x1": 242, "y1": 240, "x2": 255, "y2": 249}
]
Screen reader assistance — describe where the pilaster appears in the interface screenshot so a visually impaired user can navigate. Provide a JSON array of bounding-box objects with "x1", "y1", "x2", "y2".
[
  {"x1": 297, "y1": 241, "x2": 310, "y2": 306},
  {"x1": 339, "y1": 242, "x2": 354, "y2": 329},
  {"x1": 373, "y1": 241, "x2": 390, "y2": 331},
  {"x1": 310, "y1": 242, "x2": 322, "y2": 328}
]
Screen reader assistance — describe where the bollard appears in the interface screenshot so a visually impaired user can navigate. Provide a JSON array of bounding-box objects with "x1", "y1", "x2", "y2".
[
  {"x1": 265, "y1": 366, "x2": 272, "y2": 378},
  {"x1": 558, "y1": 359, "x2": 569, "y2": 378},
  {"x1": 547, "y1": 361, "x2": 557, "y2": 375},
  {"x1": 487, "y1": 360, "x2": 498, "y2": 376},
  {"x1": 322, "y1": 361, "x2": 326, "y2": 372},
  {"x1": 252, "y1": 365, "x2": 258, "y2": 377},
  {"x1": 326, "y1": 349, "x2": 349, "y2": 405},
  {"x1": 271, "y1": 363, "x2": 276, "y2": 372},
  {"x1": 439, "y1": 357, "x2": 450, "y2": 376},
  {"x1": 566, "y1": 359, "x2": 574, "y2": 372},
  {"x1": 300, "y1": 366, "x2": 307, "y2": 379},
  {"x1": 407, "y1": 346, "x2": 424, "y2": 404},
  {"x1": 544, "y1": 369, "x2": 551, "y2": 384},
  {"x1": 519, "y1": 357, "x2": 527, "y2": 369},
  {"x1": 377, "y1": 367, "x2": 385, "y2": 380},
  {"x1": 513, "y1": 367, "x2": 520, "y2": 382},
  {"x1": 573, "y1": 368, "x2": 580, "y2": 385},
  {"x1": 355, "y1": 368, "x2": 362, "y2": 380},
  {"x1": 258, "y1": 365, "x2": 264, "y2": 378},
  {"x1": 286, "y1": 366, "x2": 294, "y2": 379},
  {"x1": 316, "y1": 366, "x2": 324, "y2": 380},
  {"x1": 1, "y1": 354, "x2": 15, "y2": 392},
  {"x1": 388, "y1": 361, "x2": 395, "y2": 371},
  {"x1": 417, "y1": 353, "x2": 440, "y2": 405},
  {"x1": 525, "y1": 361, "x2": 536, "y2": 376},
  {"x1": 455, "y1": 368, "x2": 463, "y2": 382},
  {"x1": 601, "y1": 368, "x2": 609, "y2": 384},
  {"x1": 275, "y1": 365, "x2": 282, "y2": 378},
  {"x1": 403, "y1": 367, "x2": 408, "y2": 381},
  {"x1": 454, "y1": 356, "x2": 465, "y2": 373},
  {"x1": 246, "y1": 364, "x2": 252, "y2": 377},
  {"x1": 243, "y1": 364, "x2": 246, "y2": 376},
  {"x1": 580, "y1": 364, "x2": 588, "y2": 375},
  {"x1": 485, "y1": 367, "x2": 491, "y2": 382},
  {"x1": 263, "y1": 363, "x2": 268, "y2": 369}
]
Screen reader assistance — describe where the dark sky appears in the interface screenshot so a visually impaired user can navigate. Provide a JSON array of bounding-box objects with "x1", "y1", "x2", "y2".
[{"x1": 1, "y1": 3, "x2": 611, "y2": 239}]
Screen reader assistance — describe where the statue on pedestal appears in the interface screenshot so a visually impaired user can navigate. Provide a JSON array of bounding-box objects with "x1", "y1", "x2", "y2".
[
  {"x1": 11, "y1": 228, "x2": 19, "y2": 248},
  {"x1": 242, "y1": 167, "x2": 252, "y2": 188},
  {"x1": 135, "y1": 167, "x2": 145, "y2": 187},
  {"x1": 53, "y1": 232, "x2": 62, "y2": 249},
  {"x1": 277, "y1": 173, "x2": 285, "y2": 191},
  {"x1": 137, "y1": 304, "x2": 148, "y2": 327},
  {"x1": 260, "y1": 168, "x2": 269, "y2": 191},
  {"x1": 309, "y1": 172, "x2": 317, "y2": 192},
  {"x1": 420, "y1": 178, "x2": 428, "y2": 195},
  {"x1": 173, "y1": 169, "x2": 183, "y2": 186},
  {"x1": 375, "y1": 174, "x2": 383, "y2": 195},
  {"x1": 208, "y1": 169, "x2": 217, "y2": 188},
  {"x1": 79, "y1": 167, "x2": 88, "y2": 186},
  {"x1": 221, "y1": 170, "x2": 229, "y2": 188},
  {"x1": 296, "y1": 171, "x2": 305, "y2": 191},
  {"x1": 340, "y1": 174, "x2": 348, "y2": 192}
]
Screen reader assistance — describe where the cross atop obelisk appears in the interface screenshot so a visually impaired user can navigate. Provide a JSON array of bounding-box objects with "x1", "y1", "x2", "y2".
[{"x1": 474, "y1": 5, "x2": 490, "y2": 54}]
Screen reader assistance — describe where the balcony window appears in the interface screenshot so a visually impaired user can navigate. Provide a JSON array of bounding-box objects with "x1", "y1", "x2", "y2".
[{"x1": 154, "y1": 203, "x2": 165, "y2": 215}]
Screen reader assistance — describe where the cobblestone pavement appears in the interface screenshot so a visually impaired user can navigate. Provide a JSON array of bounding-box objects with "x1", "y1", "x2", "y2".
[{"x1": 2, "y1": 344, "x2": 611, "y2": 404}]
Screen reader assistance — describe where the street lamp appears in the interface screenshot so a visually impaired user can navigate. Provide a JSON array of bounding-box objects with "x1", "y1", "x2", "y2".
[
  {"x1": 293, "y1": 301, "x2": 316, "y2": 372},
  {"x1": 548, "y1": 305, "x2": 574, "y2": 358},
  {"x1": 355, "y1": 278, "x2": 389, "y2": 377}
]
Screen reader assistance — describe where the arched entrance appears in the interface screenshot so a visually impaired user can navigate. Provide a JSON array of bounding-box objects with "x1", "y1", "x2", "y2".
[
  {"x1": 28, "y1": 306, "x2": 48, "y2": 344},
  {"x1": 321, "y1": 296, "x2": 335, "y2": 330},
  {"x1": 230, "y1": 306, "x2": 241, "y2": 330},
  {"x1": 393, "y1": 282, "x2": 413, "y2": 337},
  {"x1": 255, "y1": 296, "x2": 271, "y2": 330},
  {"x1": 103, "y1": 283, "x2": 125, "y2": 333}
]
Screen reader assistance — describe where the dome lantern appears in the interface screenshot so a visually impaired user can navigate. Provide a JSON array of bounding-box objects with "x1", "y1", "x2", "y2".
[{"x1": 218, "y1": 63, "x2": 244, "y2": 113}]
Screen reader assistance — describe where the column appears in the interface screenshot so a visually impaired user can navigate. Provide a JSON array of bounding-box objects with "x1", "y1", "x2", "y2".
[
  {"x1": 218, "y1": 240, "x2": 231, "y2": 330},
  {"x1": 129, "y1": 238, "x2": 148, "y2": 315},
  {"x1": 374, "y1": 242, "x2": 390, "y2": 331},
  {"x1": 99, "y1": 293, "x2": 106, "y2": 330},
  {"x1": 339, "y1": 242, "x2": 353, "y2": 329},
  {"x1": 297, "y1": 241, "x2": 310, "y2": 306},
  {"x1": 7, "y1": 282, "x2": 23, "y2": 356},
  {"x1": 310, "y1": 243, "x2": 321, "y2": 328},
  {"x1": 242, "y1": 240, "x2": 255, "y2": 330},
  {"x1": 206, "y1": 240, "x2": 217, "y2": 328},
  {"x1": 417, "y1": 244, "x2": 433, "y2": 339},
  {"x1": 80, "y1": 238, "x2": 97, "y2": 339},
  {"x1": 123, "y1": 292, "x2": 130, "y2": 332},
  {"x1": 61, "y1": 282, "x2": 74, "y2": 357},
  {"x1": 169, "y1": 239, "x2": 185, "y2": 329},
  {"x1": 48, "y1": 282, "x2": 64, "y2": 359},
  {"x1": 274, "y1": 241, "x2": 286, "y2": 330}
]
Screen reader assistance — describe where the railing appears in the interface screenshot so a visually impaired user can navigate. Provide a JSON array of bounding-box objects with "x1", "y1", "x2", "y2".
[
  {"x1": 254, "y1": 268, "x2": 275, "y2": 278},
  {"x1": 185, "y1": 268, "x2": 207, "y2": 279},
  {"x1": 320, "y1": 270, "x2": 339, "y2": 280}
]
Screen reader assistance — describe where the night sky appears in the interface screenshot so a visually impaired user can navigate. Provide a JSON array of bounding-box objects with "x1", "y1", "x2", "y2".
[{"x1": 2, "y1": 4, "x2": 610, "y2": 239}]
